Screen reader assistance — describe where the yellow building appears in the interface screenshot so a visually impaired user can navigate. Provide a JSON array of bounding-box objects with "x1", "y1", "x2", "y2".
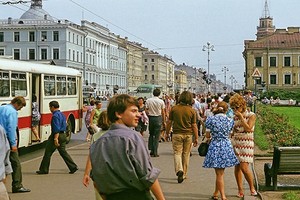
[
  {"x1": 244, "y1": 1, "x2": 300, "y2": 91},
  {"x1": 118, "y1": 37, "x2": 148, "y2": 93},
  {"x1": 174, "y1": 69, "x2": 187, "y2": 93},
  {"x1": 142, "y1": 51, "x2": 175, "y2": 94}
]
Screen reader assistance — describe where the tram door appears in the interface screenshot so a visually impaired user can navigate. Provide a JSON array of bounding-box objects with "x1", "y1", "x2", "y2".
[{"x1": 31, "y1": 74, "x2": 41, "y2": 143}]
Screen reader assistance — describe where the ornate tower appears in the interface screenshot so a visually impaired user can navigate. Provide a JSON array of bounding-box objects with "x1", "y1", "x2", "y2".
[{"x1": 256, "y1": 0, "x2": 275, "y2": 39}]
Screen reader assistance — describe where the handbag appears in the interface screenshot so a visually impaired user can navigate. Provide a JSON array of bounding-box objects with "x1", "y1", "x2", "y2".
[
  {"x1": 87, "y1": 126, "x2": 95, "y2": 135},
  {"x1": 198, "y1": 137, "x2": 209, "y2": 157}
]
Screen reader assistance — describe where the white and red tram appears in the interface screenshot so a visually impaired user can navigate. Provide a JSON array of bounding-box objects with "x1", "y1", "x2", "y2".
[{"x1": 0, "y1": 58, "x2": 83, "y2": 147}]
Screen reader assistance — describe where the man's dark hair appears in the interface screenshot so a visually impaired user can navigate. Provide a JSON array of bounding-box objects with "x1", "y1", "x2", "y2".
[
  {"x1": 49, "y1": 101, "x2": 59, "y2": 108},
  {"x1": 107, "y1": 94, "x2": 138, "y2": 123},
  {"x1": 153, "y1": 88, "x2": 161, "y2": 97}
]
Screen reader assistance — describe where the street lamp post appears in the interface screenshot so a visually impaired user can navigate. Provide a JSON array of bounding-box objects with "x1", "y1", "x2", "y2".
[
  {"x1": 202, "y1": 42, "x2": 214, "y2": 92},
  {"x1": 222, "y1": 66, "x2": 229, "y2": 92},
  {"x1": 229, "y1": 75, "x2": 235, "y2": 92}
]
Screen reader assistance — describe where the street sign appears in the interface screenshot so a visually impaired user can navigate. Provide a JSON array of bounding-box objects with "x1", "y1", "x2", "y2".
[{"x1": 252, "y1": 68, "x2": 262, "y2": 78}]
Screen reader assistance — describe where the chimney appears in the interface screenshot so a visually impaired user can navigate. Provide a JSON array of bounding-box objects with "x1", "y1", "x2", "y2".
[{"x1": 8, "y1": 17, "x2": 12, "y2": 24}]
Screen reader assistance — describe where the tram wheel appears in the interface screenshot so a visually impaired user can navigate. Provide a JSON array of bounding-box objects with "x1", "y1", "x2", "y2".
[{"x1": 66, "y1": 118, "x2": 73, "y2": 144}]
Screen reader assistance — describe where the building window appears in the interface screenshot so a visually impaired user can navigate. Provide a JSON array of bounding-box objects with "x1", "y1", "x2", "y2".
[
  {"x1": 53, "y1": 31, "x2": 59, "y2": 41},
  {"x1": 41, "y1": 31, "x2": 47, "y2": 41},
  {"x1": 14, "y1": 32, "x2": 20, "y2": 42},
  {"x1": 53, "y1": 48, "x2": 59, "y2": 59},
  {"x1": 0, "y1": 49, "x2": 4, "y2": 55},
  {"x1": 270, "y1": 56, "x2": 276, "y2": 67},
  {"x1": 41, "y1": 49, "x2": 47, "y2": 60},
  {"x1": 284, "y1": 74, "x2": 291, "y2": 84},
  {"x1": 284, "y1": 56, "x2": 291, "y2": 67},
  {"x1": 73, "y1": 50, "x2": 75, "y2": 61},
  {"x1": 145, "y1": 75, "x2": 147, "y2": 80},
  {"x1": 144, "y1": 65, "x2": 147, "y2": 71},
  {"x1": 255, "y1": 57, "x2": 262, "y2": 67},
  {"x1": 14, "y1": 49, "x2": 20, "y2": 60},
  {"x1": 29, "y1": 31, "x2": 35, "y2": 42},
  {"x1": 151, "y1": 65, "x2": 154, "y2": 71},
  {"x1": 152, "y1": 75, "x2": 155, "y2": 80},
  {"x1": 0, "y1": 32, "x2": 3, "y2": 42},
  {"x1": 29, "y1": 49, "x2": 35, "y2": 60},
  {"x1": 151, "y1": 58, "x2": 154, "y2": 62},
  {"x1": 270, "y1": 74, "x2": 276, "y2": 84},
  {"x1": 144, "y1": 58, "x2": 147, "y2": 62}
]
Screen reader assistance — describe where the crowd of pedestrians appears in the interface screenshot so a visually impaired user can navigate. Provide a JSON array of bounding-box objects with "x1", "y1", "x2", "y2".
[{"x1": 0, "y1": 89, "x2": 258, "y2": 200}]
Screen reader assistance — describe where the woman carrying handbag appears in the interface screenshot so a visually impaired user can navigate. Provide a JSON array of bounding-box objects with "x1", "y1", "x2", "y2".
[{"x1": 202, "y1": 101, "x2": 239, "y2": 200}]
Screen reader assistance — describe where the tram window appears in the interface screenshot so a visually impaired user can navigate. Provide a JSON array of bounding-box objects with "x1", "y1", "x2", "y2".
[
  {"x1": 44, "y1": 75, "x2": 55, "y2": 96},
  {"x1": 57, "y1": 76, "x2": 66, "y2": 95},
  {"x1": 11, "y1": 72, "x2": 27, "y2": 96},
  {"x1": 0, "y1": 71, "x2": 10, "y2": 97},
  {"x1": 67, "y1": 77, "x2": 76, "y2": 95}
]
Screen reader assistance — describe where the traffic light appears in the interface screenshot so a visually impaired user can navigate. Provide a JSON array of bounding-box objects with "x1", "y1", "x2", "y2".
[{"x1": 202, "y1": 71, "x2": 207, "y2": 80}]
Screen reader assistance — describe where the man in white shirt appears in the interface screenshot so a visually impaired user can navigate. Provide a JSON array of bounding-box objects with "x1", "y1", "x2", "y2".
[{"x1": 145, "y1": 88, "x2": 165, "y2": 157}]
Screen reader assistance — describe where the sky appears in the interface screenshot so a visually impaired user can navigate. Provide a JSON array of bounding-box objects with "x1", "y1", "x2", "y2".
[{"x1": 1, "y1": 0, "x2": 300, "y2": 88}]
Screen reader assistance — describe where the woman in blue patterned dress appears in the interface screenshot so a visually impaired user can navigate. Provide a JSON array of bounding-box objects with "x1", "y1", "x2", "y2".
[{"x1": 203, "y1": 101, "x2": 239, "y2": 200}]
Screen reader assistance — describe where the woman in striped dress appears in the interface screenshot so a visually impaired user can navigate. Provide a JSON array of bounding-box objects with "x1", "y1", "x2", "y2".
[{"x1": 229, "y1": 94, "x2": 257, "y2": 198}]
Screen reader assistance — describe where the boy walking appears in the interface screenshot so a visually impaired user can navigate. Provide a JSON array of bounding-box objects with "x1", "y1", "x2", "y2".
[{"x1": 90, "y1": 94, "x2": 165, "y2": 200}]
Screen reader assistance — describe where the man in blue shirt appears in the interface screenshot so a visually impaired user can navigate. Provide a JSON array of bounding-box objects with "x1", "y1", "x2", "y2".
[
  {"x1": 0, "y1": 96, "x2": 30, "y2": 193},
  {"x1": 36, "y1": 101, "x2": 78, "y2": 174}
]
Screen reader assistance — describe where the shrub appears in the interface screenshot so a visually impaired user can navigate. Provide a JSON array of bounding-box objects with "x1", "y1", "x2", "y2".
[{"x1": 256, "y1": 104, "x2": 300, "y2": 146}]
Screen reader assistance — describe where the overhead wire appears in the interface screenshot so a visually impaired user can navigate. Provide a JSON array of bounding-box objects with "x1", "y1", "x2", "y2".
[{"x1": 0, "y1": 0, "x2": 246, "y2": 76}]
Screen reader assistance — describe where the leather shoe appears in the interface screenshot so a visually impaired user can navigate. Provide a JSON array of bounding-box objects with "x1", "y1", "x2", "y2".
[
  {"x1": 69, "y1": 167, "x2": 78, "y2": 174},
  {"x1": 36, "y1": 170, "x2": 48, "y2": 175},
  {"x1": 12, "y1": 187, "x2": 31, "y2": 193},
  {"x1": 177, "y1": 170, "x2": 184, "y2": 183}
]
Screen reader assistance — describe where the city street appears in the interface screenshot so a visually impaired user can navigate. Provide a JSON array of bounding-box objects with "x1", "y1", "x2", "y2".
[{"x1": 5, "y1": 125, "x2": 259, "y2": 200}]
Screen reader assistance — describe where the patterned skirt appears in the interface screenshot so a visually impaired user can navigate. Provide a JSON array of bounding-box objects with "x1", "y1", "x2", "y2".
[{"x1": 232, "y1": 132, "x2": 254, "y2": 163}]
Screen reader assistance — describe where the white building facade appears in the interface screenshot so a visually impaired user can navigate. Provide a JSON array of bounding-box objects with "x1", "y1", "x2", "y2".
[{"x1": 0, "y1": 0, "x2": 127, "y2": 96}]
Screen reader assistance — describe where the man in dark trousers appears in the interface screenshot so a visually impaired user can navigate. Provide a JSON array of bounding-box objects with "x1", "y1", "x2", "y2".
[
  {"x1": 145, "y1": 88, "x2": 165, "y2": 157},
  {"x1": 0, "y1": 96, "x2": 30, "y2": 193},
  {"x1": 36, "y1": 101, "x2": 78, "y2": 174}
]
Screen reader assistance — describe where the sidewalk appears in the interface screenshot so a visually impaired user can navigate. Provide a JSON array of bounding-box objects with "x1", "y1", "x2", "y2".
[
  {"x1": 5, "y1": 131, "x2": 260, "y2": 200},
  {"x1": 149, "y1": 134, "x2": 259, "y2": 200}
]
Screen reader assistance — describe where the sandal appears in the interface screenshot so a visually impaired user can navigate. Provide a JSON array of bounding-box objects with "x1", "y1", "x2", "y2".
[
  {"x1": 251, "y1": 191, "x2": 258, "y2": 196},
  {"x1": 210, "y1": 196, "x2": 218, "y2": 200},
  {"x1": 236, "y1": 192, "x2": 244, "y2": 198}
]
